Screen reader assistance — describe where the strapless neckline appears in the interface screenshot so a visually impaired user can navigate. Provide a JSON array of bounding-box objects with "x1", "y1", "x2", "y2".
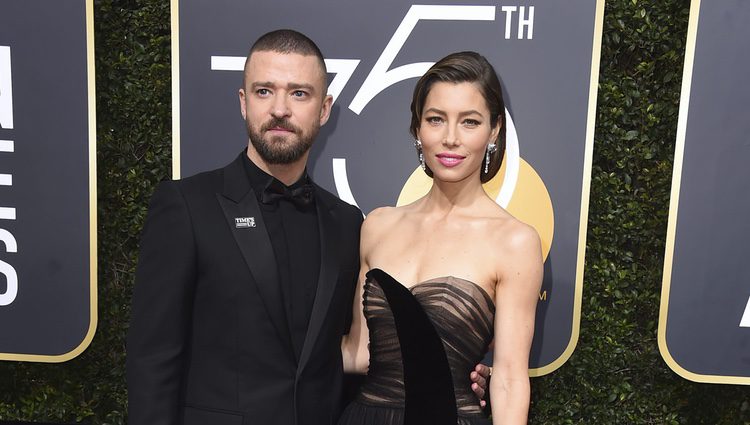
[{"x1": 368, "y1": 268, "x2": 495, "y2": 306}]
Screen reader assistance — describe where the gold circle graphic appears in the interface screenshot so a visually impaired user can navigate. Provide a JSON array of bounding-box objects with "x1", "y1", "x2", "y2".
[{"x1": 396, "y1": 155, "x2": 554, "y2": 261}]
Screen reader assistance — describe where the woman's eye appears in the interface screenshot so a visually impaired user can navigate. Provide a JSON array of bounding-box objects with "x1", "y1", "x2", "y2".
[
  {"x1": 463, "y1": 119, "x2": 481, "y2": 127},
  {"x1": 426, "y1": 116, "x2": 443, "y2": 124}
]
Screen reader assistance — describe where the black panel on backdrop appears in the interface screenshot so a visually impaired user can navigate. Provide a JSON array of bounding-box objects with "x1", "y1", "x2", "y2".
[
  {"x1": 0, "y1": 0, "x2": 95, "y2": 362},
  {"x1": 659, "y1": 0, "x2": 750, "y2": 384},
  {"x1": 175, "y1": 0, "x2": 603, "y2": 374}
]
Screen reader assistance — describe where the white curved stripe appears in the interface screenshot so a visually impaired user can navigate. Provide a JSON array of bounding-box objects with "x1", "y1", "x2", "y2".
[
  {"x1": 332, "y1": 158, "x2": 361, "y2": 211},
  {"x1": 496, "y1": 108, "x2": 520, "y2": 208},
  {"x1": 369, "y1": 61, "x2": 434, "y2": 95},
  {"x1": 349, "y1": 5, "x2": 496, "y2": 114}
]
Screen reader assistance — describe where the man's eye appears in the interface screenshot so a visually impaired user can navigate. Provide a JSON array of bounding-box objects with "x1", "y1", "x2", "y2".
[
  {"x1": 292, "y1": 90, "x2": 307, "y2": 98},
  {"x1": 256, "y1": 88, "x2": 270, "y2": 96}
]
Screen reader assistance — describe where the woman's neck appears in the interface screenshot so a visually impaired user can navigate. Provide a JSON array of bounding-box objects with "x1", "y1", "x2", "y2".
[{"x1": 420, "y1": 176, "x2": 489, "y2": 214}]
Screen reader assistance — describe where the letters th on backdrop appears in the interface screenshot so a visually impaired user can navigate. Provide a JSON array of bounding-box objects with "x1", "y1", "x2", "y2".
[
  {"x1": 659, "y1": 0, "x2": 750, "y2": 384},
  {"x1": 174, "y1": 0, "x2": 603, "y2": 374},
  {"x1": 0, "y1": 0, "x2": 96, "y2": 362}
]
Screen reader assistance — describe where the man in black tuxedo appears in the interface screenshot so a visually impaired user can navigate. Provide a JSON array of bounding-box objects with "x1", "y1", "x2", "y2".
[
  {"x1": 127, "y1": 29, "x2": 361, "y2": 425},
  {"x1": 127, "y1": 29, "x2": 487, "y2": 425}
]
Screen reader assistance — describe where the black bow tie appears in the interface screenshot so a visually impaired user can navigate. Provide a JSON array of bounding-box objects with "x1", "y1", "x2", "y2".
[{"x1": 261, "y1": 179, "x2": 315, "y2": 209}]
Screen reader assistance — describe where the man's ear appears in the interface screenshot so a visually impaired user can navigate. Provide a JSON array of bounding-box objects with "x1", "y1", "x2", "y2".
[
  {"x1": 319, "y1": 94, "x2": 333, "y2": 126},
  {"x1": 238, "y1": 88, "x2": 247, "y2": 120}
]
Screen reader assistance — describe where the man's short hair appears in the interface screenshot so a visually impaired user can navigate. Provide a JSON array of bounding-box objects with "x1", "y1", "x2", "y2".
[{"x1": 243, "y1": 29, "x2": 327, "y2": 87}]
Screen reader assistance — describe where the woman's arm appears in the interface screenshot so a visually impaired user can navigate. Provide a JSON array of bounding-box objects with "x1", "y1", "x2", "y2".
[
  {"x1": 341, "y1": 210, "x2": 385, "y2": 374},
  {"x1": 490, "y1": 224, "x2": 543, "y2": 425},
  {"x1": 341, "y1": 265, "x2": 370, "y2": 374}
]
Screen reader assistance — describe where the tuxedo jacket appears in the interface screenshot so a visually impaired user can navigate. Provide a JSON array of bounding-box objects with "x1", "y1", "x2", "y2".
[{"x1": 127, "y1": 154, "x2": 363, "y2": 425}]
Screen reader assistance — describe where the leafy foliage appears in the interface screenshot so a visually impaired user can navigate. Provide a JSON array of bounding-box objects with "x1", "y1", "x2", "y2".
[
  {"x1": 0, "y1": 0, "x2": 171, "y2": 424},
  {"x1": 0, "y1": 0, "x2": 748, "y2": 424},
  {"x1": 530, "y1": 1, "x2": 750, "y2": 424}
]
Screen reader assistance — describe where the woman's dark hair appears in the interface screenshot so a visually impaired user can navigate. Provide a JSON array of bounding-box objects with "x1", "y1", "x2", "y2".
[{"x1": 409, "y1": 51, "x2": 506, "y2": 183}]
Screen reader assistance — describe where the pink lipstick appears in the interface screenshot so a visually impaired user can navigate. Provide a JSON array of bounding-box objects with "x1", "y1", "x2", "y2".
[{"x1": 436, "y1": 152, "x2": 465, "y2": 167}]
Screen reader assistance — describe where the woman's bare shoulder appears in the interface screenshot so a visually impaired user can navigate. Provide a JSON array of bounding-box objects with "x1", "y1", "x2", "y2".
[
  {"x1": 486, "y1": 213, "x2": 543, "y2": 288},
  {"x1": 363, "y1": 206, "x2": 394, "y2": 225},
  {"x1": 364, "y1": 205, "x2": 410, "y2": 226},
  {"x1": 500, "y1": 218, "x2": 540, "y2": 252},
  {"x1": 361, "y1": 206, "x2": 404, "y2": 239},
  {"x1": 481, "y1": 208, "x2": 541, "y2": 262}
]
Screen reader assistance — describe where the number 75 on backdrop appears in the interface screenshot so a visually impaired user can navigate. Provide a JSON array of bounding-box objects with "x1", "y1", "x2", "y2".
[{"x1": 172, "y1": 0, "x2": 604, "y2": 375}]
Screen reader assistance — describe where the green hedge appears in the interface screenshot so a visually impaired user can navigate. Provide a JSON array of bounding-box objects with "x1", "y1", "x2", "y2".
[
  {"x1": 530, "y1": 1, "x2": 750, "y2": 424},
  {"x1": 0, "y1": 0, "x2": 171, "y2": 423},
  {"x1": 0, "y1": 0, "x2": 748, "y2": 424}
]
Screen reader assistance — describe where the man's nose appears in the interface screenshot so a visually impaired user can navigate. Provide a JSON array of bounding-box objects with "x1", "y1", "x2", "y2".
[{"x1": 271, "y1": 94, "x2": 291, "y2": 118}]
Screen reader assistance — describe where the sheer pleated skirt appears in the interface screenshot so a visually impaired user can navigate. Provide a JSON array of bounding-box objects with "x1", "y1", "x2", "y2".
[{"x1": 337, "y1": 400, "x2": 491, "y2": 425}]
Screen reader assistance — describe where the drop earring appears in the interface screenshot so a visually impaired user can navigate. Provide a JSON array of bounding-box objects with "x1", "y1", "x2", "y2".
[
  {"x1": 484, "y1": 143, "x2": 497, "y2": 174},
  {"x1": 414, "y1": 140, "x2": 426, "y2": 171}
]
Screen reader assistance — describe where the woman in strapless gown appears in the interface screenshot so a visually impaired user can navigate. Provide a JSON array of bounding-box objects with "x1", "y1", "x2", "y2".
[{"x1": 339, "y1": 52, "x2": 543, "y2": 425}]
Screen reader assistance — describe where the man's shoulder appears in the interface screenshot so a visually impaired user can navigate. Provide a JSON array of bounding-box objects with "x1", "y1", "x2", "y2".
[
  {"x1": 157, "y1": 162, "x2": 231, "y2": 197},
  {"x1": 177, "y1": 167, "x2": 224, "y2": 188},
  {"x1": 314, "y1": 184, "x2": 362, "y2": 221}
]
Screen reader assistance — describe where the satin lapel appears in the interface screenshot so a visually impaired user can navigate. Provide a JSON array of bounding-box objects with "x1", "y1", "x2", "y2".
[
  {"x1": 217, "y1": 155, "x2": 293, "y2": 355},
  {"x1": 297, "y1": 193, "x2": 341, "y2": 373}
]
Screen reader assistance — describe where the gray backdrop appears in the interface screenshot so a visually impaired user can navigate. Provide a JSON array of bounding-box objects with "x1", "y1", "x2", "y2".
[
  {"x1": 661, "y1": 0, "x2": 750, "y2": 382},
  {"x1": 0, "y1": 1, "x2": 94, "y2": 361},
  {"x1": 176, "y1": 0, "x2": 601, "y2": 372}
]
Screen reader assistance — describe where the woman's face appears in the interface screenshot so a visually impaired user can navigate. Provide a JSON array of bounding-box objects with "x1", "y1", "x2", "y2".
[{"x1": 417, "y1": 81, "x2": 500, "y2": 184}]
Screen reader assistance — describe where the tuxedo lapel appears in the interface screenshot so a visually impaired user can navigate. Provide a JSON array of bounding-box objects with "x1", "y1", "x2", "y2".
[
  {"x1": 216, "y1": 155, "x2": 294, "y2": 355},
  {"x1": 297, "y1": 189, "x2": 341, "y2": 374}
]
